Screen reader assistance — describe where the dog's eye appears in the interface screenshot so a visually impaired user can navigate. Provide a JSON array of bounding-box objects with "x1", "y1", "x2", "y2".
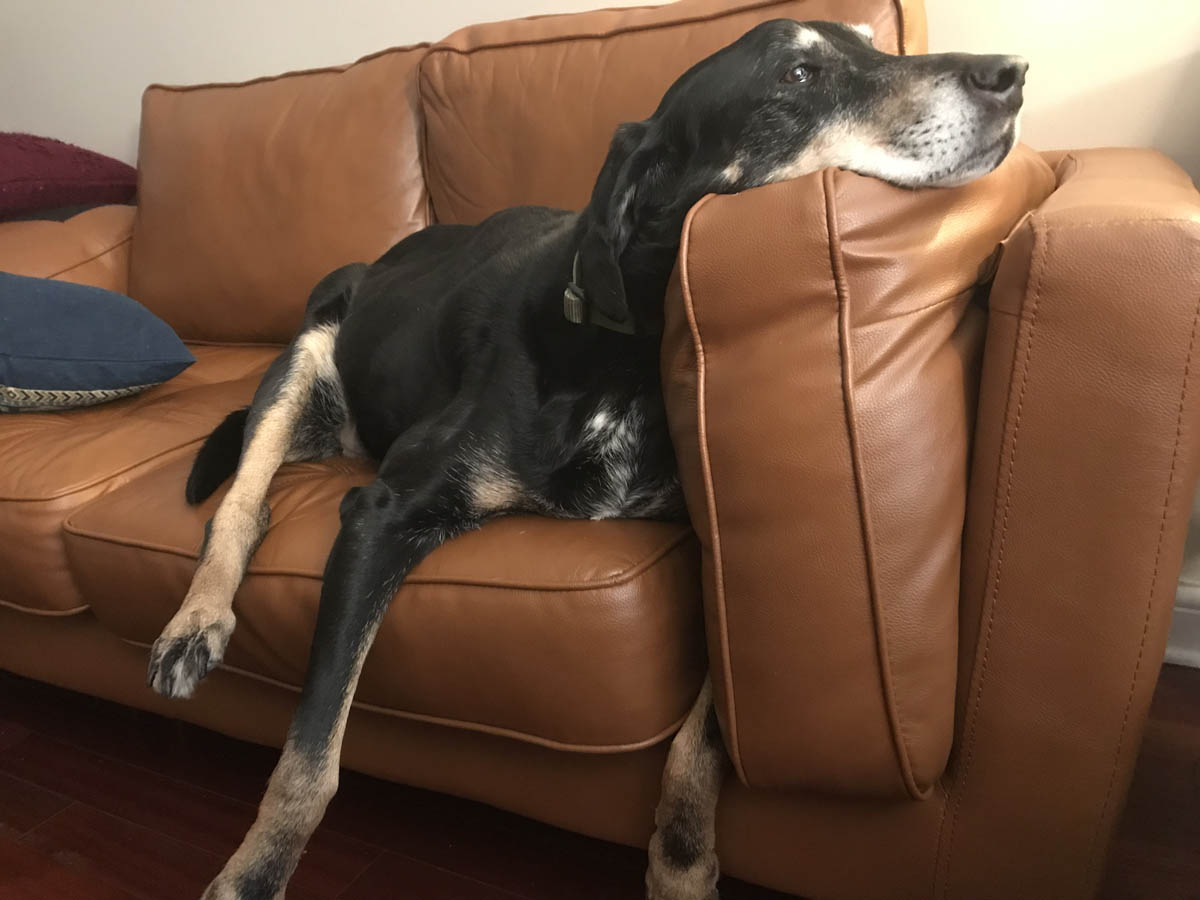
[{"x1": 782, "y1": 64, "x2": 815, "y2": 85}]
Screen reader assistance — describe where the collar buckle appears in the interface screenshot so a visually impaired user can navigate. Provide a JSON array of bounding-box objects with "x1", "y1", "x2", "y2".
[{"x1": 562, "y1": 251, "x2": 637, "y2": 335}]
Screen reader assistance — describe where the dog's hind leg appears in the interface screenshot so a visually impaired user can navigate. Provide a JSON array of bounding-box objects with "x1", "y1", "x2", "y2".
[
  {"x1": 147, "y1": 326, "x2": 334, "y2": 698},
  {"x1": 646, "y1": 676, "x2": 729, "y2": 900},
  {"x1": 148, "y1": 266, "x2": 366, "y2": 700},
  {"x1": 200, "y1": 403, "x2": 483, "y2": 900}
]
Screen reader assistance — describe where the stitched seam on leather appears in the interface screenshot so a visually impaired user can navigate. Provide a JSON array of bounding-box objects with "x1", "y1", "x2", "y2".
[
  {"x1": 118, "y1": 634, "x2": 691, "y2": 754},
  {"x1": 935, "y1": 216, "x2": 1048, "y2": 898},
  {"x1": 824, "y1": 168, "x2": 921, "y2": 800},
  {"x1": 928, "y1": 780, "x2": 953, "y2": 891},
  {"x1": 60, "y1": 517, "x2": 693, "y2": 592},
  {"x1": 677, "y1": 191, "x2": 745, "y2": 783},
  {"x1": 1082, "y1": 275, "x2": 1200, "y2": 887},
  {"x1": 0, "y1": 599, "x2": 90, "y2": 617},
  {"x1": 43, "y1": 234, "x2": 132, "y2": 281},
  {"x1": 425, "y1": 0, "x2": 869, "y2": 58}
]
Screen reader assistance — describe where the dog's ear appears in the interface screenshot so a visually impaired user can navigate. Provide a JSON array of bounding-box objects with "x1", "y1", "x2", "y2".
[{"x1": 575, "y1": 121, "x2": 662, "y2": 331}]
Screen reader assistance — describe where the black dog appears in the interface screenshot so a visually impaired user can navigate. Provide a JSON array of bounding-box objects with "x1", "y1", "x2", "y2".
[{"x1": 147, "y1": 19, "x2": 1025, "y2": 900}]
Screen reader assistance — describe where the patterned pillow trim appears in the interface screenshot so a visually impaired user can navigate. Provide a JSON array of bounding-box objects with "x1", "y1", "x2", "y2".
[{"x1": 0, "y1": 382, "x2": 152, "y2": 412}]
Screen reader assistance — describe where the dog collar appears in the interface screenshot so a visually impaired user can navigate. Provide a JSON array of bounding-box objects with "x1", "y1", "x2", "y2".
[{"x1": 563, "y1": 252, "x2": 637, "y2": 335}]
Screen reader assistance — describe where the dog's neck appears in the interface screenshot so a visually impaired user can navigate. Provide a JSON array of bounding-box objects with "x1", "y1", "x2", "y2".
[
  {"x1": 562, "y1": 112, "x2": 740, "y2": 336},
  {"x1": 618, "y1": 216, "x2": 690, "y2": 331},
  {"x1": 576, "y1": 181, "x2": 714, "y2": 336}
]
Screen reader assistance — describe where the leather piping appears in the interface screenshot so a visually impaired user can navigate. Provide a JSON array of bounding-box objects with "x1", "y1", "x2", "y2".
[
  {"x1": 0, "y1": 599, "x2": 90, "y2": 617},
  {"x1": 61, "y1": 518, "x2": 693, "y2": 592},
  {"x1": 676, "y1": 191, "x2": 746, "y2": 783},
  {"x1": 424, "y1": 0, "x2": 896, "y2": 58},
  {"x1": 824, "y1": 168, "x2": 926, "y2": 800},
  {"x1": 119, "y1": 634, "x2": 693, "y2": 755},
  {"x1": 144, "y1": 42, "x2": 431, "y2": 94},
  {"x1": 45, "y1": 233, "x2": 133, "y2": 281},
  {"x1": 890, "y1": 0, "x2": 909, "y2": 54}
]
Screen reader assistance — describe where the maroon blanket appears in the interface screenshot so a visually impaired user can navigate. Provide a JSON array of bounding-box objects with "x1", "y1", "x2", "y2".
[{"x1": 0, "y1": 132, "x2": 136, "y2": 218}]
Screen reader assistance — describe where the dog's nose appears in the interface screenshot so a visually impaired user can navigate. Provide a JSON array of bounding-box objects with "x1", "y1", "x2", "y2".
[{"x1": 965, "y1": 56, "x2": 1027, "y2": 110}]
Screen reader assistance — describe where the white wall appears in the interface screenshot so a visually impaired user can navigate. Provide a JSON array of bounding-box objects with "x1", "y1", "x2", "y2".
[
  {"x1": 1, "y1": 0, "x2": 1198, "y2": 176},
  {"x1": 0, "y1": 0, "x2": 651, "y2": 166},
  {"x1": 924, "y1": 0, "x2": 1200, "y2": 178}
]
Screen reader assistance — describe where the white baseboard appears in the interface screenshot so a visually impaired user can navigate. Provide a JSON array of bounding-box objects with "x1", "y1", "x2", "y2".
[
  {"x1": 1166, "y1": 582, "x2": 1200, "y2": 668},
  {"x1": 1165, "y1": 489, "x2": 1200, "y2": 669}
]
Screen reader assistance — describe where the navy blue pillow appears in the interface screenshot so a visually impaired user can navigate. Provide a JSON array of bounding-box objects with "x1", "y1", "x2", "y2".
[{"x1": 0, "y1": 272, "x2": 195, "y2": 411}]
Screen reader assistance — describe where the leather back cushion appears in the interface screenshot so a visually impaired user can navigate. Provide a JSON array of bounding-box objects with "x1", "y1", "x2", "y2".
[
  {"x1": 662, "y1": 145, "x2": 1056, "y2": 797},
  {"x1": 128, "y1": 46, "x2": 429, "y2": 344},
  {"x1": 421, "y1": 0, "x2": 927, "y2": 225}
]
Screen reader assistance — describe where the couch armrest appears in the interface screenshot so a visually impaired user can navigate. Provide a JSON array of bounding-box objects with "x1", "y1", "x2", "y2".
[
  {"x1": 939, "y1": 148, "x2": 1200, "y2": 898},
  {"x1": 661, "y1": 147, "x2": 1054, "y2": 797},
  {"x1": 0, "y1": 205, "x2": 135, "y2": 294}
]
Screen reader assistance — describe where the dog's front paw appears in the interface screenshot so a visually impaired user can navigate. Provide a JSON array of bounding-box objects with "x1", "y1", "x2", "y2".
[{"x1": 147, "y1": 606, "x2": 235, "y2": 699}]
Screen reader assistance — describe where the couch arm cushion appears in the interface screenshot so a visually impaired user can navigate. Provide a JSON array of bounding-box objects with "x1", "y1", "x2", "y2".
[
  {"x1": 0, "y1": 205, "x2": 135, "y2": 293},
  {"x1": 661, "y1": 145, "x2": 1055, "y2": 797},
  {"x1": 128, "y1": 45, "x2": 429, "y2": 344}
]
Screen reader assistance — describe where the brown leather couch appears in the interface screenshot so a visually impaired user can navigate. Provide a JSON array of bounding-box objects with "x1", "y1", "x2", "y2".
[{"x1": 2, "y1": 1, "x2": 1198, "y2": 897}]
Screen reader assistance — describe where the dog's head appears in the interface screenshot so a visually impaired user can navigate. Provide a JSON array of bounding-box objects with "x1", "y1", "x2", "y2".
[
  {"x1": 577, "y1": 19, "x2": 1026, "y2": 332},
  {"x1": 690, "y1": 19, "x2": 1027, "y2": 191}
]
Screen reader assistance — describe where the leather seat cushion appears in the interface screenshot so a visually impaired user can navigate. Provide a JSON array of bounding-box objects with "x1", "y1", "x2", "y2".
[
  {"x1": 62, "y1": 454, "x2": 705, "y2": 752},
  {"x1": 0, "y1": 344, "x2": 277, "y2": 614}
]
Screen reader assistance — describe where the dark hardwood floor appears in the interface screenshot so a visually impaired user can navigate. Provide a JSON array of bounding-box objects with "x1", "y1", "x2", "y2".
[{"x1": 0, "y1": 665, "x2": 1196, "y2": 900}]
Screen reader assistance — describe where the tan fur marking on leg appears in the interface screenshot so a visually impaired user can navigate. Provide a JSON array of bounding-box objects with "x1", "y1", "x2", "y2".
[
  {"x1": 466, "y1": 444, "x2": 524, "y2": 515},
  {"x1": 201, "y1": 324, "x2": 339, "y2": 592},
  {"x1": 647, "y1": 677, "x2": 727, "y2": 900},
  {"x1": 202, "y1": 633, "x2": 372, "y2": 899},
  {"x1": 470, "y1": 473, "x2": 522, "y2": 513}
]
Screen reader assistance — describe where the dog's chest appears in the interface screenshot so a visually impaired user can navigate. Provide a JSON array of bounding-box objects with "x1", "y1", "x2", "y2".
[
  {"x1": 462, "y1": 397, "x2": 684, "y2": 522},
  {"x1": 566, "y1": 398, "x2": 683, "y2": 521}
]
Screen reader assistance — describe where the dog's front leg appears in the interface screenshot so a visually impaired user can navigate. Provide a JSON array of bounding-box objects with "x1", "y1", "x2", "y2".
[
  {"x1": 202, "y1": 415, "x2": 481, "y2": 900},
  {"x1": 646, "y1": 676, "x2": 728, "y2": 900}
]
